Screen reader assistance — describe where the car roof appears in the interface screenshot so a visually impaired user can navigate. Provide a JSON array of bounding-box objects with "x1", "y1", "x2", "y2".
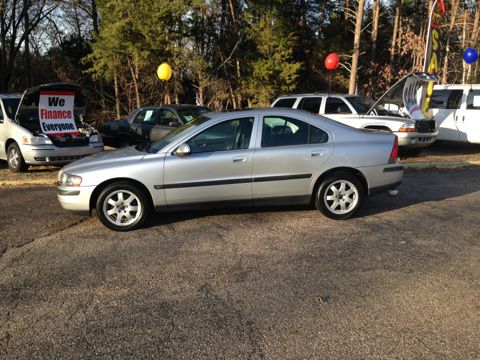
[
  {"x1": 0, "y1": 94, "x2": 22, "y2": 99},
  {"x1": 276, "y1": 93, "x2": 360, "y2": 98},
  {"x1": 139, "y1": 104, "x2": 206, "y2": 110}
]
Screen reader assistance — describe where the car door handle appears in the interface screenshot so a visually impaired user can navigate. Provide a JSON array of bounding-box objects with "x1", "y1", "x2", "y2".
[
  {"x1": 310, "y1": 151, "x2": 324, "y2": 157},
  {"x1": 233, "y1": 155, "x2": 248, "y2": 163}
]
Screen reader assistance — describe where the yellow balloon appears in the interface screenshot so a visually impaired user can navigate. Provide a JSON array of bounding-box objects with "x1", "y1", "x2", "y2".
[{"x1": 157, "y1": 63, "x2": 172, "y2": 81}]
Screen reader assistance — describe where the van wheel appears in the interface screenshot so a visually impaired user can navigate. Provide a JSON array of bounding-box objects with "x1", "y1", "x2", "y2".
[
  {"x1": 315, "y1": 172, "x2": 364, "y2": 220},
  {"x1": 96, "y1": 181, "x2": 150, "y2": 231},
  {"x1": 7, "y1": 143, "x2": 28, "y2": 173}
]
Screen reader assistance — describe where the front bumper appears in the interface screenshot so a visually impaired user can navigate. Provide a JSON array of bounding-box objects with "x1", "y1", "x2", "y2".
[
  {"x1": 57, "y1": 185, "x2": 96, "y2": 216},
  {"x1": 21, "y1": 143, "x2": 104, "y2": 165},
  {"x1": 395, "y1": 131, "x2": 438, "y2": 148}
]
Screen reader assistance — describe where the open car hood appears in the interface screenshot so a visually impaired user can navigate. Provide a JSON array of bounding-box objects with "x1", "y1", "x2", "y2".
[
  {"x1": 367, "y1": 72, "x2": 437, "y2": 120},
  {"x1": 15, "y1": 83, "x2": 89, "y2": 135}
]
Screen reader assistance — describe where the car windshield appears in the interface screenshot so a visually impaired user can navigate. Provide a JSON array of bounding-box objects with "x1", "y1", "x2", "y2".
[
  {"x1": 178, "y1": 107, "x2": 210, "y2": 122},
  {"x1": 144, "y1": 115, "x2": 211, "y2": 153},
  {"x1": 345, "y1": 96, "x2": 375, "y2": 115},
  {"x1": 2, "y1": 98, "x2": 20, "y2": 119}
]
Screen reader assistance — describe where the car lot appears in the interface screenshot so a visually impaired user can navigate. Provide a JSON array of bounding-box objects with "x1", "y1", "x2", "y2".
[{"x1": 1, "y1": 165, "x2": 480, "y2": 359}]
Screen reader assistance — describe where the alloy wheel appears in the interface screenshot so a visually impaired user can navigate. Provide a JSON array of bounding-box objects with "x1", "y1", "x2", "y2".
[
  {"x1": 102, "y1": 190, "x2": 142, "y2": 227},
  {"x1": 323, "y1": 180, "x2": 359, "y2": 215}
]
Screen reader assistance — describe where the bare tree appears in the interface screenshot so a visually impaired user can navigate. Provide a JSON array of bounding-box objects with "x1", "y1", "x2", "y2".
[{"x1": 349, "y1": 0, "x2": 366, "y2": 94}]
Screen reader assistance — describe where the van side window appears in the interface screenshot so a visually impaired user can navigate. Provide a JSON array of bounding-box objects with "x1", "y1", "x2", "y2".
[
  {"x1": 467, "y1": 90, "x2": 480, "y2": 109},
  {"x1": 431, "y1": 90, "x2": 463, "y2": 109},
  {"x1": 272, "y1": 98, "x2": 296, "y2": 108},
  {"x1": 298, "y1": 97, "x2": 322, "y2": 114},
  {"x1": 0, "y1": 104, "x2": 3, "y2": 123}
]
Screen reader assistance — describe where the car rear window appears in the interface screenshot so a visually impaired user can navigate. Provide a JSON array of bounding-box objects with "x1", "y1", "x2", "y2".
[{"x1": 272, "y1": 98, "x2": 296, "y2": 108}]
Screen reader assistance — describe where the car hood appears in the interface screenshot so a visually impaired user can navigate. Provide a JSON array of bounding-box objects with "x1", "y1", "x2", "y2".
[
  {"x1": 368, "y1": 72, "x2": 437, "y2": 120},
  {"x1": 61, "y1": 146, "x2": 146, "y2": 174}
]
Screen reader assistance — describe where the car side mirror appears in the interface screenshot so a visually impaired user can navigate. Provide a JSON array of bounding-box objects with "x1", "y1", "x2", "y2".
[
  {"x1": 169, "y1": 121, "x2": 180, "y2": 127},
  {"x1": 175, "y1": 143, "x2": 191, "y2": 156}
]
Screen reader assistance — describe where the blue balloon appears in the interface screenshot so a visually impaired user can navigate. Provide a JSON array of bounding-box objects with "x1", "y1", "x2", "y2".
[{"x1": 463, "y1": 48, "x2": 478, "y2": 64}]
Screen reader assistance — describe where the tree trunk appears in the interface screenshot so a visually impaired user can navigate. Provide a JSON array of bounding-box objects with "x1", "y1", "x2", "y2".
[
  {"x1": 23, "y1": 0, "x2": 32, "y2": 87},
  {"x1": 390, "y1": 0, "x2": 401, "y2": 63},
  {"x1": 0, "y1": 0, "x2": 7, "y2": 91},
  {"x1": 462, "y1": 10, "x2": 468, "y2": 84},
  {"x1": 349, "y1": 0, "x2": 366, "y2": 94},
  {"x1": 128, "y1": 57, "x2": 141, "y2": 108},
  {"x1": 371, "y1": 0, "x2": 380, "y2": 61},
  {"x1": 113, "y1": 68, "x2": 121, "y2": 120},
  {"x1": 442, "y1": 0, "x2": 460, "y2": 84}
]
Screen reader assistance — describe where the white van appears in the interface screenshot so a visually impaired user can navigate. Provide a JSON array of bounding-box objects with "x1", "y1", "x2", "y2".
[{"x1": 431, "y1": 85, "x2": 480, "y2": 144}]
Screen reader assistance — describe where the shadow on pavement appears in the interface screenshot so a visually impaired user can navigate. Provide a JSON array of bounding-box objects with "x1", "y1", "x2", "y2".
[{"x1": 145, "y1": 168, "x2": 480, "y2": 227}]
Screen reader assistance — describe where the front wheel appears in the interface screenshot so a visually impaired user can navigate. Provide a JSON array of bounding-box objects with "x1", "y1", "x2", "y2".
[
  {"x1": 315, "y1": 172, "x2": 364, "y2": 220},
  {"x1": 7, "y1": 143, "x2": 28, "y2": 173},
  {"x1": 96, "y1": 182, "x2": 150, "y2": 231}
]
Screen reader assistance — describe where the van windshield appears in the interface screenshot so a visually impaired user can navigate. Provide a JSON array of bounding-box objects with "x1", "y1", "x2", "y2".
[{"x1": 2, "y1": 98, "x2": 20, "y2": 119}]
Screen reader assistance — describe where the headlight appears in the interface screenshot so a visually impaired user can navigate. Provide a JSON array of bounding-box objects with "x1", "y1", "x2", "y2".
[
  {"x1": 59, "y1": 172, "x2": 82, "y2": 187},
  {"x1": 399, "y1": 124, "x2": 416, "y2": 133},
  {"x1": 89, "y1": 134, "x2": 102, "y2": 143},
  {"x1": 22, "y1": 136, "x2": 52, "y2": 145}
]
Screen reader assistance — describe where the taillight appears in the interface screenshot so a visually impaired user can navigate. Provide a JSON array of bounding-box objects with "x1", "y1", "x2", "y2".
[{"x1": 389, "y1": 135, "x2": 398, "y2": 163}]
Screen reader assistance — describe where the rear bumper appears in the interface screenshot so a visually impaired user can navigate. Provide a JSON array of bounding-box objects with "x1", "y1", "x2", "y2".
[
  {"x1": 21, "y1": 143, "x2": 104, "y2": 165},
  {"x1": 57, "y1": 185, "x2": 95, "y2": 216},
  {"x1": 395, "y1": 131, "x2": 437, "y2": 148},
  {"x1": 358, "y1": 163, "x2": 404, "y2": 196}
]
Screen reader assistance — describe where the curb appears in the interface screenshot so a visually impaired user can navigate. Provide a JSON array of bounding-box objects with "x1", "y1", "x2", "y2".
[{"x1": 403, "y1": 160, "x2": 480, "y2": 170}]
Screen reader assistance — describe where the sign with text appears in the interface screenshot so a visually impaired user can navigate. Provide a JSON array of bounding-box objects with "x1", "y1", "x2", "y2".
[{"x1": 39, "y1": 91, "x2": 79, "y2": 135}]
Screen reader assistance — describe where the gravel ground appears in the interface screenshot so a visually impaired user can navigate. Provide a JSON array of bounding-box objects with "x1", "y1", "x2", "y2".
[{"x1": 0, "y1": 168, "x2": 479, "y2": 359}]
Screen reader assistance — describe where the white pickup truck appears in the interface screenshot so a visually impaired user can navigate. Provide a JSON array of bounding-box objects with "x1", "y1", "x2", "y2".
[{"x1": 272, "y1": 73, "x2": 438, "y2": 151}]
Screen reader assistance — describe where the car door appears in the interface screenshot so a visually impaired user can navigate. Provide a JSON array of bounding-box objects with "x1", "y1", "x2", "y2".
[
  {"x1": 163, "y1": 116, "x2": 257, "y2": 205},
  {"x1": 455, "y1": 88, "x2": 480, "y2": 143},
  {"x1": 150, "y1": 109, "x2": 181, "y2": 142},
  {"x1": 322, "y1": 96, "x2": 360, "y2": 127},
  {"x1": 430, "y1": 89, "x2": 463, "y2": 141},
  {"x1": 252, "y1": 114, "x2": 333, "y2": 203},
  {"x1": 129, "y1": 108, "x2": 157, "y2": 140}
]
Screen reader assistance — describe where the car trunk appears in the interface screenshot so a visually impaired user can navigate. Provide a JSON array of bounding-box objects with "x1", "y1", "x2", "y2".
[
  {"x1": 367, "y1": 72, "x2": 438, "y2": 124},
  {"x1": 15, "y1": 83, "x2": 92, "y2": 147}
]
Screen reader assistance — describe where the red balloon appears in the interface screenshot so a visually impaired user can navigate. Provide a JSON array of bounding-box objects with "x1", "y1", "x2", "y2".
[{"x1": 325, "y1": 53, "x2": 340, "y2": 70}]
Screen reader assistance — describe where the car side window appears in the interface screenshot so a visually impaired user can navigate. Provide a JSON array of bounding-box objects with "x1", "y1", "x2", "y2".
[
  {"x1": 262, "y1": 116, "x2": 328, "y2": 147},
  {"x1": 325, "y1": 97, "x2": 352, "y2": 114},
  {"x1": 157, "y1": 110, "x2": 179, "y2": 127},
  {"x1": 272, "y1": 98, "x2": 297, "y2": 108},
  {"x1": 133, "y1": 109, "x2": 156, "y2": 124},
  {"x1": 431, "y1": 90, "x2": 463, "y2": 109},
  {"x1": 467, "y1": 89, "x2": 480, "y2": 110},
  {"x1": 298, "y1": 97, "x2": 322, "y2": 114},
  {"x1": 187, "y1": 117, "x2": 254, "y2": 153},
  {"x1": 0, "y1": 104, "x2": 4, "y2": 124}
]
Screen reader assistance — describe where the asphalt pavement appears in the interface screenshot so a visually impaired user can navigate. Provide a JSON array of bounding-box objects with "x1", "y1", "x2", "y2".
[{"x1": 1, "y1": 168, "x2": 480, "y2": 359}]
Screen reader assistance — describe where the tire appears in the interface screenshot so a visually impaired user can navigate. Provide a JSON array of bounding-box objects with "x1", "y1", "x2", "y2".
[
  {"x1": 315, "y1": 172, "x2": 364, "y2": 220},
  {"x1": 7, "y1": 143, "x2": 28, "y2": 173},
  {"x1": 96, "y1": 181, "x2": 151, "y2": 231}
]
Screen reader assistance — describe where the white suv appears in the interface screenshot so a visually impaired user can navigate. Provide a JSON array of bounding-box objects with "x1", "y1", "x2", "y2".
[{"x1": 271, "y1": 73, "x2": 438, "y2": 152}]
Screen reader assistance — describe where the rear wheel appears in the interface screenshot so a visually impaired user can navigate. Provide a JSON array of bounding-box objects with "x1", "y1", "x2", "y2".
[
  {"x1": 7, "y1": 143, "x2": 28, "y2": 173},
  {"x1": 96, "y1": 181, "x2": 150, "y2": 231},
  {"x1": 315, "y1": 172, "x2": 364, "y2": 220}
]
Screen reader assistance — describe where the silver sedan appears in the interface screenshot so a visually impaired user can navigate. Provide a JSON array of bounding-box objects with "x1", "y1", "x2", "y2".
[{"x1": 57, "y1": 109, "x2": 404, "y2": 231}]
